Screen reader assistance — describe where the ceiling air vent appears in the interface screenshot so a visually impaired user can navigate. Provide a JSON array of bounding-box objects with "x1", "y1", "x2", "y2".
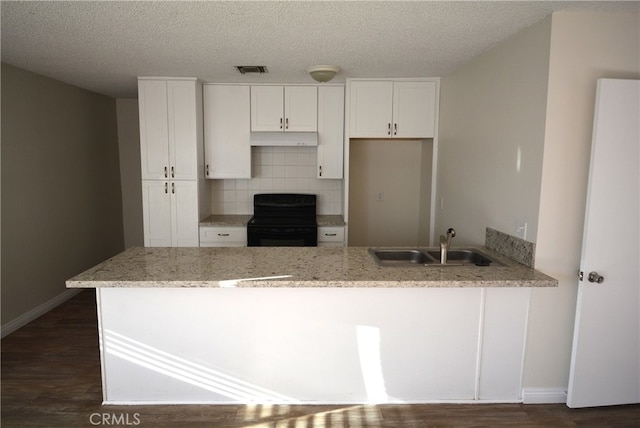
[{"x1": 235, "y1": 66, "x2": 268, "y2": 74}]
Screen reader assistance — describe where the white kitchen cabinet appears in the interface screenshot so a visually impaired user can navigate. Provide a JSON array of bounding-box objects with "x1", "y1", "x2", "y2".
[
  {"x1": 478, "y1": 288, "x2": 530, "y2": 400},
  {"x1": 138, "y1": 78, "x2": 206, "y2": 247},
  {"x1": 203, "y1": 85, "x2": 251, "y2": 179},
  {"x1": 142, "y1": 180, "x2": 200, "y2": 247},
  {"x1": 349, "y1": 80, "x2": 393, "y2": 137},
  {"x1": 317, "y1": 226, "x2": 345, "y2": 247},
  {"x1": 199, "y1": 226, "x2": 247, "y2": 247},
  {"x1": 139, "y1": 78, "x2": 201, "y2": 180},
  {"x1": 317, "y1": 86, "x2": 345, "y2": 179},
  {"x1": 349, "y1": 80, "x2": 437, "y2": 138},
  {"x1": 251, "y1": 85, "x2": 318, "y2": 132}
]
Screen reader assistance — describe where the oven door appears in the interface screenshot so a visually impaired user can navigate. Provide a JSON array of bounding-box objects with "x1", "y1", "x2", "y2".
[{"x1": 247, "y1": 226, "x2": 317, "y2": 247}]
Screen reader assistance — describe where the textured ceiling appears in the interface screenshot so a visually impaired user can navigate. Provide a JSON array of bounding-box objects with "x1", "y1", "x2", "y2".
[{"x1": 2, "y1": 1, "x2": 638, "y2": 98}]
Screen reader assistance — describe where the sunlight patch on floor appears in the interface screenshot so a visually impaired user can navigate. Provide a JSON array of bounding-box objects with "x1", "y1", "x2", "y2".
[{"x1": 240, "y1": 405, "x2": 383, "y2": 428}]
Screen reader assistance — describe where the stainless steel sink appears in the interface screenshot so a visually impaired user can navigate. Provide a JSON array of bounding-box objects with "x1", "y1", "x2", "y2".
[
  {"x1": 368, "y1": 247, "x2": 504, "y2": 267},
  {"x1": 368, "y1": 249, "x2": 434, "y2": 266},
  {"x1": 425, "y1": 249, "x2": 503, "y2": 266}
]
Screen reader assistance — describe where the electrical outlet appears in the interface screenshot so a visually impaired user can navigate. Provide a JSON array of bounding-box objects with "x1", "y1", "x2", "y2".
[
  {"x1": 377, "y1": 192, "x2": 384, "y2": 202},
  {"x1": 515, "y1": 220, "x2": 528, "y2": 239}
]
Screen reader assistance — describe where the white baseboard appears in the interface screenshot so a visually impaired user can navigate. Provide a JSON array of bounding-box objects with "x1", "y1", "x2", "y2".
[
  {"x1": 1, "y1": 289, "x2": 83, "y2": 338},
  {"x1": 522, "y1": 387, "x2": 567, "y2": 404}
]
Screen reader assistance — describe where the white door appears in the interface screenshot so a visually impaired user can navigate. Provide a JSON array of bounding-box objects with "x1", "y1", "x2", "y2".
[{"x1": 567, "y1": 79, "x2": 640, "y2": 408}]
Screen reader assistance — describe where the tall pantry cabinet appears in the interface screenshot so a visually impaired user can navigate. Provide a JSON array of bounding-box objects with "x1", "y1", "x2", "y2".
[{"x1": 138, "y1": 78, "x2": 209, "y2": 247}]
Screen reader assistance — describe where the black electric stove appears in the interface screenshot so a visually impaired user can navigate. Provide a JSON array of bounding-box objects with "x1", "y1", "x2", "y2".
[{"x1": 247, "y1": 194, "x2": 318, "y2": 247}]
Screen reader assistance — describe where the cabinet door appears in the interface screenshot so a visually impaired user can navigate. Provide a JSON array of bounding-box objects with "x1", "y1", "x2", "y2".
[
  {"x1": 393, "y1": 81, "x2": 437, "y2": 138},
  {"x1": 285, "y1": 86, "x2": 317, "y2": 132},
  {"x1": 478, "y1": 288, "x2": 529, "y2": 400},
  {"x1": 139, "y1": 80, "x2": 170, "y2": 180},
  {"x1": 317, "y1": 86, "x2": 344, "y2": 179},
  {"x1": 142, "y1": 180, "x2": 172, "y2": 247},
  {"x1": 203, "y1": 85, "x2": 251, "y2": 179},
  {"x1": 349, "y1": 81, "x2": 393, "y2": 137},
  {"x1": 317, "y1": 226, "x2": 345, "y2": 247},
  {"x1": 167, "y1": 80, "x2": 199, "y2": 180},
  {"x1": 199, "y1": 226, "x2": 247, "y2": 247},
  {"x1": 251, "y1": 86, "x2": 284, "y2": 131},
  {"x1": 170, "y1": 181, "x2": 200, "y2": 247}
]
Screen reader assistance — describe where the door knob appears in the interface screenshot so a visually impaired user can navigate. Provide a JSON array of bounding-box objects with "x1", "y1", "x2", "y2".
[{"x1": 588, "y1": 271, "x2": 605, "y2": 284}]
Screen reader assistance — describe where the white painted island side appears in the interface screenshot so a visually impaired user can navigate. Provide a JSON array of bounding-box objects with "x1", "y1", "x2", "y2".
[{"x1": 67, "y1": 246, "x2": 556, "y2": 404}]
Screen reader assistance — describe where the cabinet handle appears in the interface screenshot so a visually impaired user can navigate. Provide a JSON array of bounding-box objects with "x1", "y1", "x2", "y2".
[
  {"x1": 164, "y1": 182, "x2": 168, "y2": 194},
  {"x1": 325, "y1": 233, "x2": 337, "y2": 236},
  {"x1": 171, "y1": 182, "x2": 175, "y2": 194},
  {"x1": 387, "y1": 123, "x2": 391, "y2": 135},
  {"x1": 171, "y1": 166, "x2": 175, "y2": 178},
  {"x1": 394, "y1": 123, "x2": 398, "y2": 135},
  {"x1": 164, "y1": 166, "x2": 168, "y2": 178},
  {"x1": 285, "y1": 118, "x2": 289, "y2": 130},
  {"x1": 280, "y1": 118, "x2": 283, "y2": 129},
  {"x1": 217, "y1": 233, "x2": 230, "y2": 237}
]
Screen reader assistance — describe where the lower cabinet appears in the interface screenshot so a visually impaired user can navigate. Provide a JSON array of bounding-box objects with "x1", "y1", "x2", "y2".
[
  {"x1": 318, "y1": 226, "x2": 345, "y2": 247},
  {"x1": 199, "y1": 226, "x2": 247, "y2": 247},
  {"x1": 199, "y1": 226, "x2": 341, "y2": 247},
  {"x1": 142, "y1": 180, "x2": 199, "y2": 247},
  {"x1": 96, "y1": 287, "x2": 530, "y2": 404}
]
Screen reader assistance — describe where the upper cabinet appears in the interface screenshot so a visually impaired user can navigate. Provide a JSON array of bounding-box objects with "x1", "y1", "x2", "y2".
[
  {"x1": 251, "y1": 86, "x2": 318, "y2": 132},
  {"x1": 139, "y1": 79, "x2": 201, "y2": 180},
  {"x1": 317, "y1": 86, "x2": 345, "y2": 179},
  {"x1": 203, "y1": 85, "x2": 251, "y2": 179},
  {"x1": 349, "y1": 80, "x2": 437, "y2": 138}
]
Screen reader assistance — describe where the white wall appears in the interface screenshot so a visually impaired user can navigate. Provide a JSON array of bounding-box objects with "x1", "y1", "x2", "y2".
[
  {"x1": 436, "y1": 16, "x2": 551, "y2": 246},
  {"x1": 1, "y1": 63, "x2": 124, "y2": 330},
  {"x1": 437, "y1": 10, "x2": 640, "y2": 395},
  {"x1": 116, "y1": 99, "x2": 144, "y2": 248},
  {"x1": 348, "y1": 139, "x2": 432, "y2": 246},
  {"x1": 525, "y1": 11, "x2": 640, "y2": 389}
]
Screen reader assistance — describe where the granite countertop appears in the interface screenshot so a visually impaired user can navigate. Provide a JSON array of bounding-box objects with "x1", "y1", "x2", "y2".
[
  {"x1": 199, "y1": 214, "x2": 252, "y2": 227},
  {"x1": 67, "y1": 246, "x2": 557, "y2": 289},
  {"x1": 199, "y1": 214, "x2": 345, "y2": 227}
]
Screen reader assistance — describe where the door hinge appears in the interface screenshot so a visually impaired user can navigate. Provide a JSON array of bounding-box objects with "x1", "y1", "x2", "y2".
[{"x1": 578, "y1": 270, "x2": 584, "y2": 281}]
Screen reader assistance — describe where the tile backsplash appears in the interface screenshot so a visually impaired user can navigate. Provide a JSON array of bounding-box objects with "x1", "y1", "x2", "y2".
[{"x1": 210, "y1": 146, "x2": 343, "y2": 215}]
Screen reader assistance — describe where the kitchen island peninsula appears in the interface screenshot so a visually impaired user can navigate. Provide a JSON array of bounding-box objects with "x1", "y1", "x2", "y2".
[{"x1": 67, "y1": 246, "x2": 556, "y2": 405}]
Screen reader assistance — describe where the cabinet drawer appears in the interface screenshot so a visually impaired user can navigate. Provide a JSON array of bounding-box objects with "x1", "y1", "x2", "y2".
[
  {"x1": 318, "y1": 227, "x2": 345, "y2": 243},
  {"x1": 199, "y1": 227, "x2": 247, "y2": 246}
]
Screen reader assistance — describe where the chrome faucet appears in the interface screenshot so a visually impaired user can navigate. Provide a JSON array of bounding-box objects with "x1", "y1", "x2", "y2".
[{"x1": 439, "y1": 228, "x2": 456, "y2": 264}]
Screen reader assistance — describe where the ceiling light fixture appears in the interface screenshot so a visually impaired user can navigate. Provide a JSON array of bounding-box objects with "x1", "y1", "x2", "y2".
[{"x1": 307, "y1": 65, "x2": 341, "y2": 83}]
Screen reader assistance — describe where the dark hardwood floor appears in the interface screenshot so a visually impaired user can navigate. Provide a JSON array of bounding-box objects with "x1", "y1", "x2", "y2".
[{"x1": 2, "y1": 289, "x2": 639, "y2": 427}]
